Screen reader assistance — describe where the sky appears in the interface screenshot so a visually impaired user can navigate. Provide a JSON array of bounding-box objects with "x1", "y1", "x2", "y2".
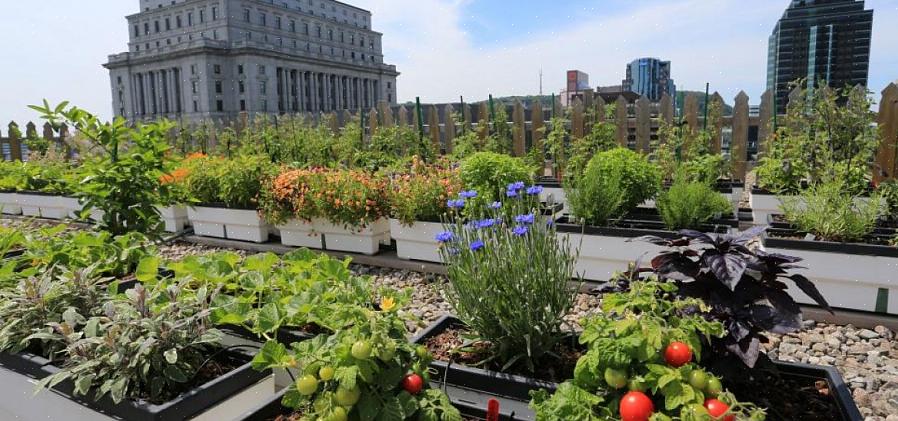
[{"x1": 0, "y1": 0, "x2": 897, "y2": 126}]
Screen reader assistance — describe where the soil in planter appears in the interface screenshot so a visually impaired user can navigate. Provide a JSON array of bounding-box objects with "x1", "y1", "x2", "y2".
[
  {"x1": 424, "y1": 328, "x2": 582, "y2": 384},
  {"x1": 767, "y1": 215, "x2": 897, "y2": 246},
  {"x1": 132, "y1": 352, "x2": 242, "y2": 405}
]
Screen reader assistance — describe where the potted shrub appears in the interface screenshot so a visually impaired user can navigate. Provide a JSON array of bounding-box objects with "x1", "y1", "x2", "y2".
[
  {"x1": 388, "y1": 158, "x2": 462, "y2": 263},
  {"x1": 765, "y1": 179, "x2": 897, "y2": 314},
  {"x1": 413, "y1": 187, "x2": 580, "y2": 404},
  {"x1": 557, "y1": 147, "x2": 729, "y2": 281},
  {"x1": 182, "y1": 154, "x2": 276, "y2": 243},
  {"x1": 260, "y1": 168, "x2": 327, "y2": 249}
]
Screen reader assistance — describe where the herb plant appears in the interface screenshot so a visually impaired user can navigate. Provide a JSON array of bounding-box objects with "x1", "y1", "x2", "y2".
[
  {"x1": 566, "y1": 148, "x2": 662, "y2": 226},
  {"x1": 531, "y1": 280, "x2": 765, "y2": 420},
  {"x1": 639, "y1": 227, "x2": 832, "y2": 367},
  {"x1": 37, "y1": 281, "x2": 224, "y2": 404},
  {"x1": 438, "y1": 184, "x2": 579, "y2": 372},
  {"x1": 459, "y1": 152, "x2": 534, "y2": 203},
  {"x1": 32, "y1": 101, "x2": 179, "y2": 236},
  {"x1": 656, "y1": 178, "x2": 733, "y2": 230},
  {"x1": 388, "y1": 157, "x2": 463, "y2": 225},
  {"x1": 781, "y1": 179, "x2": 881, "y2": 242},
  {"x1": 252, "y1": 304, "x2": 461, "y2": 421},
  {"x1": 181, "y1": 154, "x2": 276, "y2": 209}
]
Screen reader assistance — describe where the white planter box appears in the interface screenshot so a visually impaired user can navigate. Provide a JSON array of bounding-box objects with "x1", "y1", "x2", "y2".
[
  {"x1": 390, "y1": 219, "x2": 444, "y2": 263},
  {"x1": 764, "y1": 243, "x2": 898, "y2": 315},
  {"x1": 157, "y1": 205, "x2": 189, "y2": 233},
  {"x1": 317, "y1": 218, "x2": 389, "y2": 255},
  {"x1": 539, "y1": 186, "x2": 568, "y2": 213},
  {"x1": 0, "y1": 192, "x2": 21, "y2": 215},
  {"x1": 15, "y1": 193, "x2": 78, "y2": 220},
  {"x1": 188, "y1": 206, "x2": 270, "y2": 243},
  {"x1": 556, "y1": 230, "x2": 667, "y2": 281},
  {"x1": 276, "y1": 219, "x2": 324, "y2": 249}
]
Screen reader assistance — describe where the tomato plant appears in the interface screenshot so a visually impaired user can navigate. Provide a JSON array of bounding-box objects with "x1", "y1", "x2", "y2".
[{"x1": 664, "y1": 342, "x2": 693, "y2": 368}]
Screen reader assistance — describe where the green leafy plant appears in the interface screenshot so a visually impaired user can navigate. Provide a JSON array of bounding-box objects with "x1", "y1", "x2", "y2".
[
  {"x1": 388, "y1": 158, "x2": 462, "y2": 225},
  {"x1": 31, "y1": 101, "x2": 179, "y2": 236},
  {"x1": 530, "y1": 280, "x2": 766, "y2": 421},
  {"x1": 567, "y1": 148, "x2": 662, "y2": 226},
  {"x1": 781, "y1": 179, "x2": 881, "y2": 242},
  {"x1": 877, "y1": 179, "x2": 898, "y2": 222},
  {"x1": 36, "y1": 281, "x2": 224, "y2": 405},
  {"x1": 251, "y1": 304, "x2": 461, "y2": 421},
  {"x1": 656, "y1": 178, "x2": 733, "y2": 230},
  {"x1": 438, "y1": 185, "x2": 579, "y2": 372},
  {"x1": 459, "y1": 152, "x2": 534, "y2": 203},
  {"x1": 565, "y1": 107, "x2": 618, "y2": 182},
  {"x1": 181, "y1": 154, "x2": 276, "y2": 209}
]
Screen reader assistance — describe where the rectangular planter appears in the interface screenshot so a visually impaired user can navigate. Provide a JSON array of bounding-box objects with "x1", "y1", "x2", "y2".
[
  {"x1": 275, "y1": 219, "x2": 324, "y2": 249},
  {"x1": 764, "y1": 235, "x2": 898, "y2": 315},
  {"x1": 188, "y1": 205, "x2": 270, "y2": 243},
  {"x1": 413, "y1": 316, "x2": 862, "y2": 421},
  {"x1": 537, "y1": 179, "x2": 567, "y2": 214},
  {"x1": 15, "y1": 192, "x2": 80, "y2": 220},
  {"x1": 157, "y1": 205, "x2": 189, "y2": 233},
  {"x1": 0, "y1": 192, "x2": 21, "y2": 215},
  {"x1": 316, "y1": 218, "x2": 389, "y2": 256},
  {"x1": 0, "y1": 350, "x2": 274, "y2": 421},
  {"x1": 390, "y1": 219, "x2": 444, "y2": 263}
]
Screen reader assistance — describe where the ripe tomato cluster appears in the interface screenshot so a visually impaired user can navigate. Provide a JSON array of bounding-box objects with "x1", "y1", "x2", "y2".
[{"x1": 618, "y1": 342, "x2": 735, "y2": 421}]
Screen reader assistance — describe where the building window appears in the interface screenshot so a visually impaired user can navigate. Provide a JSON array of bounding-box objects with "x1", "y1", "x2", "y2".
[
  {"x1": 387, "y1": 82, "x2": 391, "y2": 89},
  {"x1": 214, "y1": 64, "x2": 221, "y2": 74},
  {"x1": 290, "y1": 20, "x2": 296, "y2": 32},
  {"x1": 191, "y1": 81, "x2": 198, "y2": 94},
  {"x1": 259, "y1": 65, "x2": 266, "y2": 75},
  {"x1": 260, "y1": 13, "x2": 266, "y2": 26},
  {"x1": 215, "y1": 81, "x2": 222, "y2": 94},
  {"x1": 176, "y1": 15, "x2": 182, "y2": 28},
  {"x1": 316, "y1": 26, "x2": 321, "y2": 38},
  {"x1": 239, "y1": 80, "x2": 245, "y2": 93},
  {"x1": 212, "y1": 7, "x2": 217, "y2": 20},
  {"x1": 238, "y1": 64, "x2": 244, "y2": 74},
  {"x1": 276, "y1": 16, "x2": 282, "y2": 29},
  {"x1": 134, "y1": 25, "x2": 139, "y2": 37},
  {"x1": 154, "y1": 21, "x2": 160, "y2": 32},
  {"x1": 117, "y1": 76, "x2": 122, "y2": 84},
  {"x1": 188, "y1": 12, "x2": 193, "y2": 26},
  {"x1": 216, "y1": 100, "x2": 223, "y2": 112},
  {"x1": 190, "y1": 64, "x2": 196, "y2": 75},
  {"x1": 165, "y1": 18, "x2": 170, "y2": 31},
  {"x1": 144, "y1": 22, "x2": 150, "y2": 35},
  {"x1": 243, "y1": 8, "x2": 250, "y2": 22},
  {"x1": 193, "y1": 101, "x2": 198, "y2": 112},
  {"x1": 240, "y1": 100, "x2": 246, "y2": 111},
  {"x1": 328, "y1": 29, "x2": 333, "y2": 40},
  {"x1": 260, "y1": 81, "x2": 267, "y2": 95},
  {"x1": 304, "y1": 23, "x2": 309, "y2": 35},
  {"x1": 261, "y1": 100, "x2": 268, "y2": 112},
  {"x1": 199, "y1": 9, "x2": 205, "y2": 23}
]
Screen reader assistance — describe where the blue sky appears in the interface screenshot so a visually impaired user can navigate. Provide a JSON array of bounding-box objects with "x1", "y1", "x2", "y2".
[{"x1": 0, "y1": 0, "x2": 896, "y2": 124}]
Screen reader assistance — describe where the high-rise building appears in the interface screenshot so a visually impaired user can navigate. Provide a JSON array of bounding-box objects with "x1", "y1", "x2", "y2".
[
  {"x1": 621, "y1": 58, "x2": 676, "y2": 102},
  {"x1": 104, "y1": 0, "x2": 399, "y2": 121},
  {"x1": 767, "y1": 0, "x2": 873, "y2": 111}
]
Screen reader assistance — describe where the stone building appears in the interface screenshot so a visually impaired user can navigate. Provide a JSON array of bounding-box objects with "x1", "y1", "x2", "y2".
[{"x1": 104, "y1": 0, "x2": 399, "y2": 121}]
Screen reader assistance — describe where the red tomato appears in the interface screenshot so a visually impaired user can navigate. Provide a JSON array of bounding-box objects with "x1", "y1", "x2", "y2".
[
  {"x1": 401, "y1": 373, "x2": 424, "y2": 395},
  {"x1": 704, "y1": 398, "x2": 735, "y2": 421},
  {"x1": 619, "y1": 391, "x2": 654, "y2": 421},
  {"x1": 664, "y1": 342, "x2": 693, "y2": 367}
]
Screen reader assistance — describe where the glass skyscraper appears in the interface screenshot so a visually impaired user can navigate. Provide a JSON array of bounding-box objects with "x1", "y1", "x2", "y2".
[
  {"x1": 622, "y1": 58, "x2": 676, "y2": 102},
  {"x1": 767, "y1": 0, "x2": 873, "y2": 111}
]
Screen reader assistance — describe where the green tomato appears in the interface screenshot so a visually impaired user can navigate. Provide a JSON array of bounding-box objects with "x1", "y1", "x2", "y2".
[
  {"x1": 319, "y1": 366, "x2": 335, "y2": 381},
  {"x1": 689, "y1": 370, "x2": 709, "y2": 390},
  {"x1": 351, "y1": 340, "x2": 372, "y2": 360},
  {"x1": 706, "y1": 377, "x2": 723, "y2": 396},
  {"x1": 296, "y1": 374, "x2": 318, "y2": 396},
  {"x1": 415, "y1": 345, "x2": 429, "y2": 359},
  {"x1": 379, "y1": 343, "x2": 396, "y2": 362},
  {"x1": 328, "y1": 406, "x2": 348, "y2": 421},
  {"x1": 685, "y1": 403, "x2": 710, "y2": 419},
  {"x1": 335, "y1": 386, "x2": 361, "y2": 406},
  {"x1": 604, "y1": 367, "x2": 628, "y2": 389}
]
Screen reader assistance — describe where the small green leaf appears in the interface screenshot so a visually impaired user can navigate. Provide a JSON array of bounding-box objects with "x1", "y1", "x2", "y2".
[{"x1": 164, "y1": 348, "x2": 178, "y2": 364}]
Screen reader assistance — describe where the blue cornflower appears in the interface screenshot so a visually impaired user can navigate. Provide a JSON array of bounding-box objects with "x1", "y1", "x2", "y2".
[
  {"x1": 512, "y1": 226, "x2": 529, "y2": 236},
  {"x1": 514, "y1": 214, "x2": 535, "y2": 225},
  {"x1": 447, "y1": 199, "x2": 466, "y2": 209},
  {"x1": 490, "y1": 201, "x2": 502, "y2": 209},
  {"x1": 448, "y1": 247, "x2": 460, "y2": 256},
  {"x1": 475, "y1": 219, "x2": 497, "y2": 229},
  {"x1": 526, "y1": 186, "x2": 544, "y2": 196},
  {"x1": 470, "y1": 240, "x2": 485, "y2": 251},
  {"x1": 506, "y1": 189, "x2": 519, "y2": 198},
  {"x1": 546, "y1": 219, "x2": 555, "y2": 227},
  {"x1": 459, "y1": 190, "x2": 478, "y2": 199},
  {"x1": 507, "y1": 181, "x2": 526, "y2": 192},
  {"x1": 435, "y1": 231, "x2": 454, "y2": 243}
]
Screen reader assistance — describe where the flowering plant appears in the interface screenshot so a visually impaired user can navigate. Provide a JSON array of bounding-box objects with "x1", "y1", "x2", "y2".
[
  {"x1": 388, "y1": 157, "x2": 462, "y2": 226},
  {"x1": 438, "y1": 183, "x2": 579, "y2": 373}
]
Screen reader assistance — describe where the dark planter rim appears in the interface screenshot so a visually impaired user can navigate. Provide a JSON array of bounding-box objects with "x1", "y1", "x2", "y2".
[
  {"x1": 413, "y1": 316, "x2": 862, "y2": 421},
  {"x1": 0, "y1": 348, "x2": 270, "y2": 421},
  {"x1": 764, "y1": 215, "x2": 898, "y2": 258}
]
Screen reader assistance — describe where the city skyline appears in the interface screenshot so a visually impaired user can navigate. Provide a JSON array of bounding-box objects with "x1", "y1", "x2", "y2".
[{"x1": 0, "y1": 0, "x2": 896, "y2": 124}]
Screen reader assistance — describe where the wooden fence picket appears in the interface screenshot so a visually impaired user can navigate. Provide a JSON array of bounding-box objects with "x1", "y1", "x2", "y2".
[{"x1": 875, "y1": 83, "x2": 898, "y2": 183}]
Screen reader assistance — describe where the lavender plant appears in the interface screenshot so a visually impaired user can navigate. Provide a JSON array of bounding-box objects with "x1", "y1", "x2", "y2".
[{"x1": 438, "y1": 182, "x2": 579, "y2": 372}]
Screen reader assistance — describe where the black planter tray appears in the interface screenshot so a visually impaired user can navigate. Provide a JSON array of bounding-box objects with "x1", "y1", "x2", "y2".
[
  {"x1": 764, "y1": 216, "x2": 898, "y2": 258},
  {"x1": 239, "y1": 386, "x2": 527, "y2": 421},
  {"x1": 0, "y1": 349, "x2": 269, "y2": 421},
  {"x1": 554, "y1": 216, "x2": 732, "y2": 238},
  {"x1": 413, "y1": 316, "x2": 862, "y2": 421},
  {"x1": 411, "y1": 315, "x2": 567, "y2": 403},
  {"x1": 627, "y1": 207, "x2": 739, "y2": 228},
  {"x1": 219, "y1": 324, "x2": 316, "y2": 348},
  {"x1": 766, "y1": 214, "x2": 898, "y2": 237}
]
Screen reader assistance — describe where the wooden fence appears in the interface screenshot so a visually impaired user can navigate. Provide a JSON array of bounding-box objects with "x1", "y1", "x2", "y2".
[
  {"x1": 3, "y1": 83, "x2": 897, "y2": 184},
  {"x1": 0, "y1": 121, "x2": 71, "y2": 161}
]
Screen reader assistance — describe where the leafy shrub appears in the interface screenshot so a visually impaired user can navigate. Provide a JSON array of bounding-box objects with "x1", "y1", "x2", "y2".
[
  {"x1": 251, "y1": 302, "x2": 461, "y2": 420},
  {"x1": 677, "y1": 154, "x2": 730, "y2": 185},
  {"x1": 639, "y1": 227, "x2": 831, "y2": 367},
  {"x1": 567, "y1": 148, "x2": 661, "y2": 226},
  {"x1": 755, "y1": 155, "x2": 806, "y2": 195},
  {"x1": 877, "y1": 179, "x2": 898, "y2": 221},
  {"x1": 181, "y1": 154, "x2": 276, "y2": 209},
  {"x1": 356, "y1": 126, "x2": 434, "y2": 171},
  {"x1": 388, "y1": 158, "x2": 462, "y2": 225},
  {"x1": 32, "y1": 102, "x2": 179, "y2": 235},
  {"x1": 531, "y1": 280, "x2": 764, "y2": 420},
  {"x1": 0, "y1": 160, "x2": 80, "y2": 195},
  {"x1": 656, "y1": 179, "x2": 732, "y2": 230},
  {"x1": 438, "y1": 185, "x2": 579, "y2": 372},
  {"x1": 564, "y1": 108, "x2": 618, "y2": 182},
  {"x1": 37, "y1": 281, "x2": 224, "y2": 404},
  {"x1": 781, "y1": 179, "x2": 880, "y2": 242},
  {"x1": 459, "y1": 152, "x2": 534, "y2": 202}
]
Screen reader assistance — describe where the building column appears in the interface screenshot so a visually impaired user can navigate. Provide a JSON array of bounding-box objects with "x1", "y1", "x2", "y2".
[
  {"x1": 323, "y1": 73, "x2": 331, "y2": 112},
  {"x1": 336, "y1": 76, "x2": 343, "y2": 110}
]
